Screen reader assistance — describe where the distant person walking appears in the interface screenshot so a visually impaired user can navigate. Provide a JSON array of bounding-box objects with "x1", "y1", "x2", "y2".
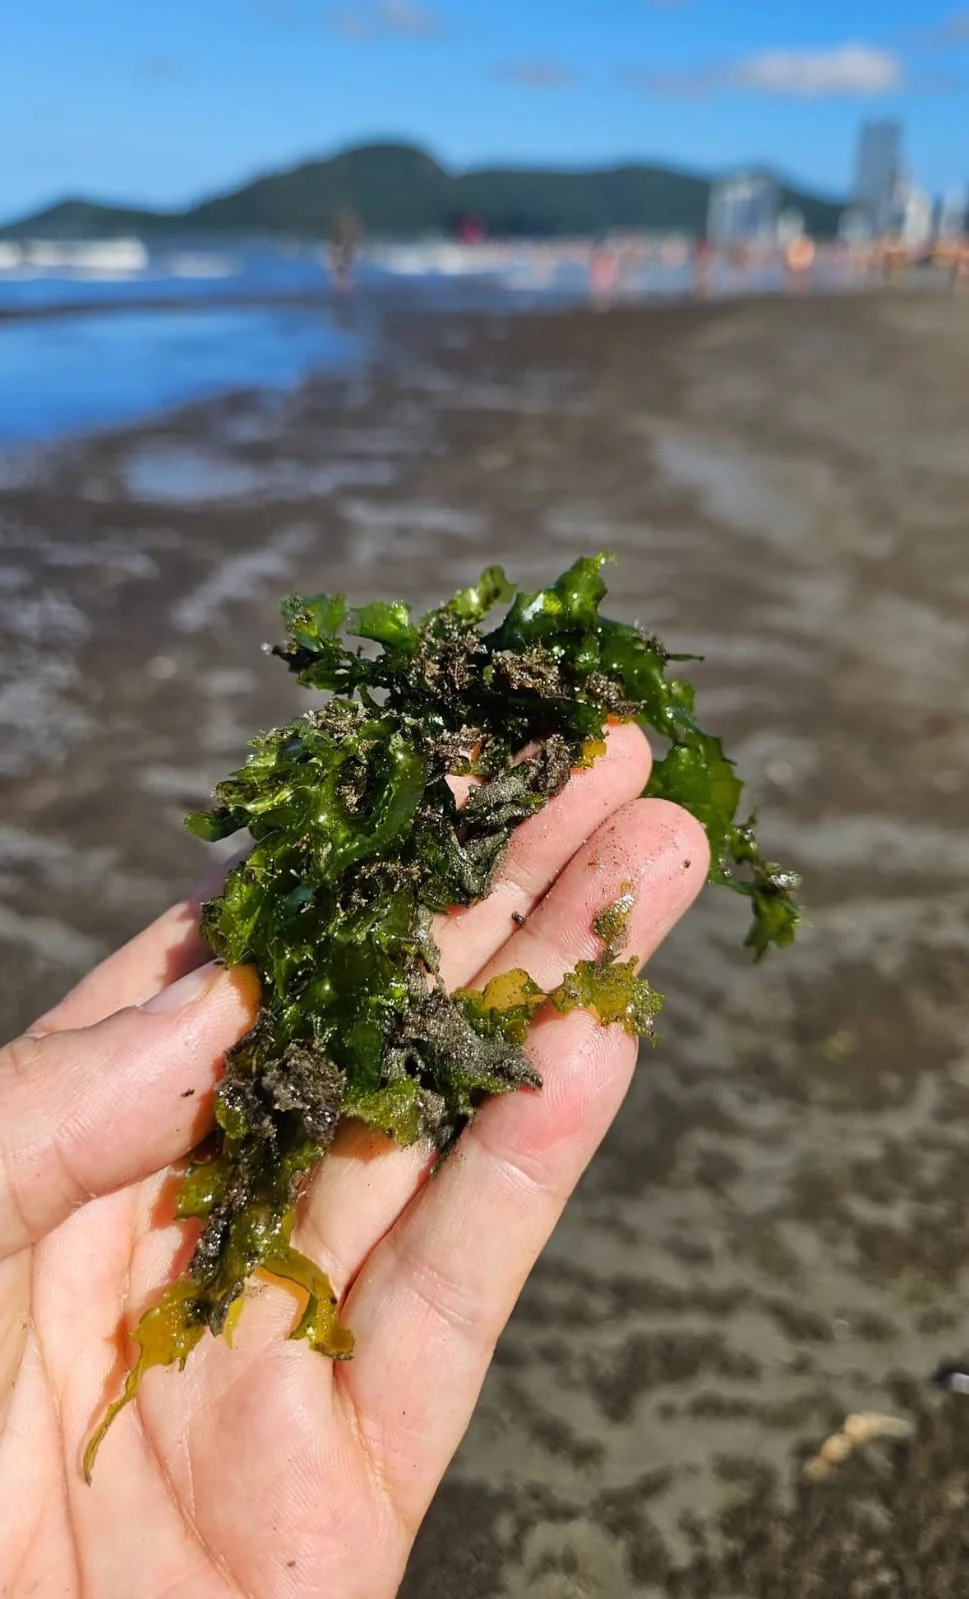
[
  {"x1": 692, "y1": 237, "x2": 713, "y2": 298},
  {"x1": 590, "y1": 242, "x2": 619, "y2": 309},
  {"x1": 328, "y1": 208, "x2": 362, "y2": 296},
  {"x1": 784, "y1": 236, "x2": 816, "y2": 294}
]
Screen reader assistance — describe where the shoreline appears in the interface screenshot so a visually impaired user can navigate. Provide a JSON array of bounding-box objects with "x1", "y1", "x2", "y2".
[
  {"x1": 2, "y1": 280, "x2": 956, "y2": 455},
  {"x1": 0, "y1": 284, "x2": 917, "y2": 459},
  {"x1": 0, "y1": 288, "x2": 349, "y2": 323},
  {"x1": 0, "y1": 270, "x2": 935, "y2": 327}
]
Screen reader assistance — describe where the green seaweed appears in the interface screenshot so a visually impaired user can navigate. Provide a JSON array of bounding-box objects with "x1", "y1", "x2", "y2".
[{"x1": 84, "y1": 553, "x2": 799, "y2": 1478}]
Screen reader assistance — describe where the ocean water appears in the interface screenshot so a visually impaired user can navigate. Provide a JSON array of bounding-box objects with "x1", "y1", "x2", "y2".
[
  {"x1": 0, "y1": 244, "x2": 569, "y2": 445},
  {"x1": 0, "y1": 240, "x2": 867, "y2": 445},
  {"x1": 0, "y1": 239, "x2": 585, "y2": 316},
  {"x1": 0, "y1": 304, "x2": 368, "y2": 445},
  {"x1": 0, "y1": 242, "x2": 337, "y2": 314}
]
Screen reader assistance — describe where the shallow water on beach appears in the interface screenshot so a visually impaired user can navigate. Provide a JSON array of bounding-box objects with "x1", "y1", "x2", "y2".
[{"x1": 0, "y1": 304, "x2": 368, "y2": 443}]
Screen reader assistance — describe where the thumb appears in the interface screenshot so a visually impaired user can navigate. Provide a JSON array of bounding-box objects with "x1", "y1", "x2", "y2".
[{"x1": 0, "y1": 962, "x2": 259, "y2": 1258}]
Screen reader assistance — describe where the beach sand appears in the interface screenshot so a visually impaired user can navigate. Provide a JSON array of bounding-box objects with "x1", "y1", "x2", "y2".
[{"x1": 2, "y1": 290, "x2": 969, "y2": 1595}]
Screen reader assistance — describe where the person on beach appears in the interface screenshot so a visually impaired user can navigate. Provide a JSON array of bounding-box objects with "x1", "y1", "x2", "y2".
[
  {"x1": 0, "y1": 724, "x2": 707, "y2": 1598},
  {"x1": 692, "y1": 236, "x2": 713, "y2": 298},
  {"x1": 327, "y1": 209, "x2": 362, "y2": 297}
]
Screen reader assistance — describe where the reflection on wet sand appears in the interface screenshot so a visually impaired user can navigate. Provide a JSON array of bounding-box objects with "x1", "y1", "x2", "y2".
[{"x1": 2, "y1": 292, "x2": 968, "y2": 1595}]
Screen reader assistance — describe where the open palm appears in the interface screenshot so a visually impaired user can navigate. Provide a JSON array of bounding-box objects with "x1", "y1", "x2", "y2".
[{"x1": 0, "y1": 726, "x2": 706, "y2": 1599}]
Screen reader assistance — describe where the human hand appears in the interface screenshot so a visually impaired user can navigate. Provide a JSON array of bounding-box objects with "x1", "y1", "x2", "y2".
[{"x1": 0, "y1": 725, "x2": 707, "y2": 1598}]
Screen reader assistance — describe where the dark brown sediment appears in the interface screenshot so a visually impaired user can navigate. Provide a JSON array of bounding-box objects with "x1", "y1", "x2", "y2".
[{"x1": 2, "y1": 290, "x2": 968, "y2": 1593}]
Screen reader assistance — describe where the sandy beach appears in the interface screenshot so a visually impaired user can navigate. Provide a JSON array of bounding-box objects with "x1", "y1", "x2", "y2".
[{"x1": 2, "y1": 289, "x2": 969, "y2": 1595}]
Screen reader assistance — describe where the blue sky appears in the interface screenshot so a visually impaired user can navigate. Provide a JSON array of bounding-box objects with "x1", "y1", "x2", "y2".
[{"x1": 2, "y1": 0, "x2": 965, "y2": 221}]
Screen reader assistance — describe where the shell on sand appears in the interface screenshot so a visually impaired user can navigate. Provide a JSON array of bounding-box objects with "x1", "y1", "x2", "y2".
[{"x1": 803, "y1": 1412, "x2": 914, "y2": 1482}]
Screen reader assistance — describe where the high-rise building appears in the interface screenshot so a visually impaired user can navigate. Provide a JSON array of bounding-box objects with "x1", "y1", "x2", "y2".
[
  {"x1": 853, "y1": 120, "x2": 902, "y2": 234},
  {"x1": 707, "y1": 174, "x2": 779, "y2": 246},
  {"x1": 938, "y1": 186, "x2": 968, "y2": 240},
  {"x1": 892, "y1": 178, "x2": 933, "y2": 250}
]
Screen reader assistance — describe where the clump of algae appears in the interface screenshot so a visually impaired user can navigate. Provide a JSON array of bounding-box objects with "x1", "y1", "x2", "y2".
[{"x1": 84, "y1": 554, "x2": 798, "y2": 1479}]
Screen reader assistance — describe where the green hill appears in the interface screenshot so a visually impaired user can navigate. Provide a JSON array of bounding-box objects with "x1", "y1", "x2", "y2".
[{"x1": 2, "y1": 142, "x2": 845, "y2": 241}]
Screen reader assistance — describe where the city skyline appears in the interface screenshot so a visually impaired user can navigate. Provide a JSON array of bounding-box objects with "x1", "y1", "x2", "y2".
[
  {"x1": 853, "y1": 119, "x2": 904, "y2": 232},
  {"x1": 2, "y1": 0, "x2": 966, "y2": 223}
]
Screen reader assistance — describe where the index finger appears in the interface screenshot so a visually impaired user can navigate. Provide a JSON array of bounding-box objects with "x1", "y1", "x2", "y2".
[{"x1": 31, "y1": 725, "x2": 652, "y2": 1035}]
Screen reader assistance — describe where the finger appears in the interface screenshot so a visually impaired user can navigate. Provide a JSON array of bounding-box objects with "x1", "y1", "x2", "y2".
[
  {"x1": 29, "y1": 847, "x2": 248, "y2": 1037},
  {"x1": 470, "y1": 793, "x2": 700, "y2": 994},
  {"x1": 292, "y1": 725, "x2": 653, "y2": 1289},
  {"x1": 32, "y1": 725, "x2": 648, "y2": 1037},
  {"x1": 435, "y1": 721, "x2": 652, "y2": 989},
  {"x1": 337, "y1": 799, "x2": 709, "y2": 1528},
  {"x1": 0, "y1": 962, "x2": 259, "y2": 1257}
]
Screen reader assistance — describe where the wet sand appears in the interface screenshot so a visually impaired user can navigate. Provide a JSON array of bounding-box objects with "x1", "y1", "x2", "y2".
[{"x1": 2, "y1": 291, "x2": 969, "y2": 1595}]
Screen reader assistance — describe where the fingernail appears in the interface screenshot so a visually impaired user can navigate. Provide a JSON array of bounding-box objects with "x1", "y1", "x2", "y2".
[{"x1": 142, "y1": 961, "x2": 220, "y2": 1016}]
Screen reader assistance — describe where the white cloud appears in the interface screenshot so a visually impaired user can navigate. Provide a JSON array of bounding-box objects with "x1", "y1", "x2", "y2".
[
  {"x1": 628, "y1": 43, "x2": 902, "y2": 102},
  {"x1": 733, "y1": 44, "x2": 902, "y2": 97}
]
